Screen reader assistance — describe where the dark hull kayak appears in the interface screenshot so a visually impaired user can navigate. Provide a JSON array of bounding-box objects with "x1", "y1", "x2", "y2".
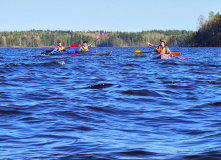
[{"x1": 41, "y1": 50, "x2": 111, "y2": 56}]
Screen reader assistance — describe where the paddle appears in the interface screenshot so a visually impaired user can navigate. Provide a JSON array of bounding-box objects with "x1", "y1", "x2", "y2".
[
  {"x1": 169, "y1": 52, "x2": 180, "y2": 56},
  {"x1": 133, "y1": 50, "x2": 180, "y2": 56},
  {"x1": 66, "y1": 43, "x2": 78, "y2": 49},
  {"x1": 133, "y1": 50, "x2": 152, "y2": 55},
  {"x1": 139, "y1": 43, "x2": 151, "y2": 48},
  {"x1": 89, "y1": 35, "x2": 104, "y2": 46}
]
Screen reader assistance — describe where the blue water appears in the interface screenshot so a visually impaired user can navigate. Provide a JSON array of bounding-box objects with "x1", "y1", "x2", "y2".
[{"x1": 0, "y1": 47, "x2": 221, "y2": 160}]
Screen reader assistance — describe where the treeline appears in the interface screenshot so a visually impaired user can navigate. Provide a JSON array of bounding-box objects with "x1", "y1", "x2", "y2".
[
  {"x1": 0, "y1": 11, "x2": 220, "y2": 47},
  {"x1": 0, "y1": 29, "x2": 193, "y2": 47},
  {"x1": 0, "y1": 30, "x2": 96, "y2": 47},
  {"x1": 188, "y1": 11, "x2": 221, "y2": 47}
]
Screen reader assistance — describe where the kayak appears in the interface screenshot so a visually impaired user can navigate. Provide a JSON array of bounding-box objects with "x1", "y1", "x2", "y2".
[
  {"x1": 41, "y1": 49, "x2": 111, "y2": 56},
  {"x1": 151, "y1": 53, "x2": 171, "y2": 59}
]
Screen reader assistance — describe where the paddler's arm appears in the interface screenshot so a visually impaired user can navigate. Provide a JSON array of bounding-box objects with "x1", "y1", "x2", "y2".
[
  {"x1": 146, "y1": 42, "x2": 158, "y2": 47},
  {"x1": 78, "y1": 47, "x2": 83, "y2": 52},
  {"x1": 167, "y1": 47, "x2": 172, "y2": 55},
  {"x1": 160, "y1": 46, "x2": 171, "y2": 55},
  {"x1": 50, "y1": 48, "x2": 58, "y2": 54}
]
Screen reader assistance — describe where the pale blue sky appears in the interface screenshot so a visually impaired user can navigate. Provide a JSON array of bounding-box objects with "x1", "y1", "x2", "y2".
[{"x1": 1, "y1": 0, "x2": 220, "y2": 32}]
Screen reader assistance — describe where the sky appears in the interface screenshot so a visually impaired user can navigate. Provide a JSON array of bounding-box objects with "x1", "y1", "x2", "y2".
[{"x1": 1, "y1": 0, "x2": 221, "y2": 32}]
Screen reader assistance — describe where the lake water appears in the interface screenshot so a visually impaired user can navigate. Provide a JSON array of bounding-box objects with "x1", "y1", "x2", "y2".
[{"x1": 0, "y1": 47, "x2": 221, "y2": 159}]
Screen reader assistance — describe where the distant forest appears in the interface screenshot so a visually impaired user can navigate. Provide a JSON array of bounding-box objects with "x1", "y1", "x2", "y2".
[
  {"x1": 190, "y1": 11, "x2": 221, "y2": 47},
  {"x1": 0, "y1": 29, "x2": 193, "y2": 47},
  {"x1": 0, "y1": 12, "x2": 220, "y2": 47}
]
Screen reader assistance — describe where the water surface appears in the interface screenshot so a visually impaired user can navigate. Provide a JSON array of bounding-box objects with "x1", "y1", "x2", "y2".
[{"x1": 0, "y1": 47, "x2": 221, "y2": 159}]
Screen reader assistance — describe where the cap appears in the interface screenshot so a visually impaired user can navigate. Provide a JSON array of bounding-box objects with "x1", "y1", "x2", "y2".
[{"x1": 160, "y1": 39, "x2": 166, "y2": 43}]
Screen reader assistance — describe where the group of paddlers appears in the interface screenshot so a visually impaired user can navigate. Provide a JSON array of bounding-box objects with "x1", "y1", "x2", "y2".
[{"x1": 51, "y1": 39, "x2": 171, "y2": 55}]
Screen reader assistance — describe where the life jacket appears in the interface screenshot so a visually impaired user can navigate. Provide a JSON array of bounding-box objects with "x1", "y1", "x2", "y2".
[
  {"x1": 157, "y1": 46, "x2": 168, "y2": 54},
  {"x1": 82, "y1": 46, "x2": 88, "y2": 52},
  {"x1": 56, "y1": 45, "x2": 64, "y2": 52}
]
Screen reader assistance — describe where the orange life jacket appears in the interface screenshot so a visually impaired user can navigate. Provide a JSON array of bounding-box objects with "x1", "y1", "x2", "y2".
[
  {"x1": 82, "y1": 46, "x2": 88, "y2": 52},
  {"x1": 56, "y1": 45, "x2": 64, "y2": 52},
  {"x1": 157, "y1": 46, "x2": 167, "y2": 54}
]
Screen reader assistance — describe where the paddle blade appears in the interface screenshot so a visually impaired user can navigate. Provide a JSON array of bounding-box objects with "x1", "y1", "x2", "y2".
[
  {"x1": 70, "y1": 43, "x2": 78, "y2": 47},
  {"x1": 133, "y1": 50, "x2": 142, "y2": 55},
  {"x1": 170, "y1": 52, "x2": 180, "y2": 56},
  {"x1": 96, "y1": 35, "x2": 104, "y2": 41}
]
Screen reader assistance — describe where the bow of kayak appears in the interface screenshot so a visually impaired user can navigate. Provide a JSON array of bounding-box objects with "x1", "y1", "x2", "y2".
[{"x1": 151, "y1": 53, "x2": 171, "y2": 59}]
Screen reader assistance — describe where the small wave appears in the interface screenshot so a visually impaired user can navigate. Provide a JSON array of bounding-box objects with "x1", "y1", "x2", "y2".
[
  {"x1": 118, "y1": 150, "x2": 156, "y2": 156},
  {"x1": 120, "y1": 63, "x2": 140, "y2": 67},
  {"x1": 183, "y1": 150, "x2": 221, "y2": 160},
  {"x1": 0, "y1": 109, "x2": 30, "y2": 116},
  {"x1": 75, "y1": 125, "x2": 95, "y2": 131},
  {"x1": 158, "y1": 61, "x2": 179, "y2": 65},
  {"x1": 57, "y1": 154, "x2": 113, "y2": 160},
  {"x1": 209, "y1": 102, "x2": 221, "y2": 106},
  {"x1": 42, "y1": 61, "x2": 65, "y2": 66},
  {"x1": 86, "y1": 105, "x2": 117, "y2": 114},
  {"x1": 8, "y1": 63, "x2": 19, "y2": 67},
  {"x1": 206, "y1": 81, "x2": 220, "y2": 85},
  {"x1": 122, "y1": 89, "x2": 162, "y2": 97},
  {"x1": 162, "y1": 81, "x2": 177, "y2": 84},
  {"x1": 86, "y1": 106, "x2": 107, "y2": 112},
  {"x1": 86, "y1": 83, "x2": 114, "y2": 89}
]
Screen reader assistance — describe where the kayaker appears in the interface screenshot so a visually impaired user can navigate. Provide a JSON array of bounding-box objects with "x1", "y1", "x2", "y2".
[
  {"x1": 78, "y1": 41, "x2": 92, "y2": 52},
  {"x1": 50, "y1": 42, "x2": 65, "y2": 54},
  {"x1": 146, "y1": 39, "x2": 171, "y2": 55}
]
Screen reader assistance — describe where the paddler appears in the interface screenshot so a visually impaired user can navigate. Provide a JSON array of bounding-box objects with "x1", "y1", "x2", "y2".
[
  {"x1": 50, "y1": 42, "x2": 65, "y2": 54},
  {"x1": 78, "y1": 41, "x2": 92, "y2": 52},
  {"x1": 146, "y1": 39, "x2": 171, "y2": 55}
]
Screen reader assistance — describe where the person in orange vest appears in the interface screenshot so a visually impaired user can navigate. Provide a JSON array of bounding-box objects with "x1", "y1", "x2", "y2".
[
  {"x1": 78, "y1": 41, "x2": 92, "y2": 52},
  {"x1": 50, "y1": 42, "x2": 65, "y2": 54},
  {"x1": 146, "y1": 39, "x2": 171, "y2": 55}
]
